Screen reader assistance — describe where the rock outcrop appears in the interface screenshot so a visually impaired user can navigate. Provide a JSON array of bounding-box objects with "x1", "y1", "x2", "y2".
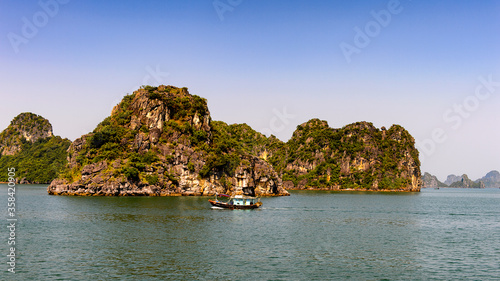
[
  {"x1": 422, "y1": 172, "x2": 447, "y2": 188},
  {"x1": 0, "y1": 113, "x2": 70, "y2": 183},
  {"x1": 0, "y1": 112, "x2": 53, "y2": 156},
  {"x1": 48, "y1": 85, "x2": 288, "y2": 196},
  {"x1": 441, "y1": 172, "x2": 495, "y2": 188},
  {"x1": 444, "y1": 174, "x2": 463, "y2": 186},
  {"x1": 478, "y1": 170, "x2": 500, "y2": 188},
  {"x1": 449, "y1": 174, "x2": 485, "y2": 188},
  {"x1": 267, "y1": 119, "x2": 422, "y2": 191}
]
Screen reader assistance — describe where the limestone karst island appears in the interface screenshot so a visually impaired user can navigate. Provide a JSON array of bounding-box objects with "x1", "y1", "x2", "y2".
[{"x1": 0, "y1": 85, "x2": 422, "y2": 196}]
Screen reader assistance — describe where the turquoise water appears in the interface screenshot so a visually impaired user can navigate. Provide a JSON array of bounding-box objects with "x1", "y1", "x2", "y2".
[{"x1": 1, "y1": 185, "x2": 499, "y2": 280}]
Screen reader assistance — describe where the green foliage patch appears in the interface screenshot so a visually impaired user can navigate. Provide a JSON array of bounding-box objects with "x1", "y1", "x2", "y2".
[{"x1": 0, "y1": 136, "x2": 71, "y2": 183}]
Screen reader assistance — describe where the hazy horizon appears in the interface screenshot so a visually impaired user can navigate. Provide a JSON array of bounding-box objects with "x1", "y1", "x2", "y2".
[{"x1": 1, "y1": 0, "x2": 499, "y2": 181}]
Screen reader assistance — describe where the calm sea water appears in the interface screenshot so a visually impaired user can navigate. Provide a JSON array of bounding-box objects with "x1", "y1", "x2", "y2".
[{"x1": 1, "y1": 185, "x2": 499, "y2": 280}]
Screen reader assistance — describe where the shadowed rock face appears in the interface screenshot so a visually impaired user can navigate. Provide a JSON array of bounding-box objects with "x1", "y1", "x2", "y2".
[
  {"x1": 49, "y1": 85, "x2": 289, "y2": 197},
  {"x1": 0, "y1": 112, "x2": 53, "y2": 156}
]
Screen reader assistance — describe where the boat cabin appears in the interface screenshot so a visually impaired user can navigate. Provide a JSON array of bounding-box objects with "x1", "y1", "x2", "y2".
[
  {"x1": 208, "y1": 193, "x2": 262, "y2": 209},
  {"x1": 232, "y1": 195, "x2": 258, "y2": 206}
]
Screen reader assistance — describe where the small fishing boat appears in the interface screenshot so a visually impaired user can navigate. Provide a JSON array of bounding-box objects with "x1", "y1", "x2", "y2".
[{"x1": 208, "y1": 193, "x2": 262, "y2": 210}]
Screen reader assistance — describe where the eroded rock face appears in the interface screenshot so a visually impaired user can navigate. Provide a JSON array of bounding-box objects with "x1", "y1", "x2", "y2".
[
  {"x1": 268, "y1": 120, "x2": 422, "y2": 192},
  {"x1": 49, "y1": 154, "x2": 287, "y2": 197},
  {"x1": 0, "y1": 112, "x2": 53, "y2": 156},
  {"x1": 48, "y1": 85, "x2": 288, "y2": 197}
]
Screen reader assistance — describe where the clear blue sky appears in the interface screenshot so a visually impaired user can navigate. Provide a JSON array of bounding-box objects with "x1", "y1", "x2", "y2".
[{"x1": 1, "y1": 0, "x2": 499, "y2": 180}]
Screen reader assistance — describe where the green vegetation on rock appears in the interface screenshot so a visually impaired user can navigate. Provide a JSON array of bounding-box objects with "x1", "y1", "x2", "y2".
[
  {"x1": 266, "y1": 119, "x2": 421, "y2": 191},
  {"x1": 0, "y1": 113, "x2": 71, "y2": 183},
  {"x1": 0, "y1": 136, "x2": 71, "y2": 183},
  {"x1": 422, "y1": 172, "x2": 448, "y2": 188},
  {"x1": 50, "y1": 85, "x2": 287, "y2": 196},
  {"x1": 46, "y1": 84, "x2": 421, "y2": 196}
]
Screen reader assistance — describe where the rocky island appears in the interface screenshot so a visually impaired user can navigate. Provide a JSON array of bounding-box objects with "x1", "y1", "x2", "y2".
[
  {"x1": 422, "y1": 172, "x2": 448, "y2": 188},
  {"x1": 268, "y1": 119, "x2": 422, "y2": 191},
  {"x1": 423, "y1": 171, "x2": 500, "y2": 188},
  {"x1": 448, "y1": 174, "x2": 485, "y2": 188},
  {"x1": 479, "y1": 170, "x2": 500, "y2": 188},
  {"x1": 0, "y1": 113, "x2": 71, "y2": 183},
  {"x1": 48, "y1": 85, "x2": 289, "y2": 196},
  {"x1": 46, "y1": 85, "x2": 422, "y2": 195}
]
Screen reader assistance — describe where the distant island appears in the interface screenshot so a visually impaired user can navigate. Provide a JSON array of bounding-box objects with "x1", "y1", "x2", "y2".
[
  {"x1": 1, "y1": 85, "x2": 422, "y2": 195},
  {"x1": 422, "y1": 171, "x2": 500, "y2": 188}
]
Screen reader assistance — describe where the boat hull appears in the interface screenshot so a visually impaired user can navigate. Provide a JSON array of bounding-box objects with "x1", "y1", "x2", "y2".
[{"x1": 208, "y1": 199, "x2": 262, "y2": 210}]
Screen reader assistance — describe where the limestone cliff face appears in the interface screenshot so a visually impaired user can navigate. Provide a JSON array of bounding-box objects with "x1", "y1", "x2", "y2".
[
  {"x1": 269, "y1": 119, "x2": 422, "y2": 191},
  {"x1": 49, "y1": 85, "x2": 288, "y2": 196},
  {"x1": 0, "y1": 113, "x2": 53, "y2": 156}
]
